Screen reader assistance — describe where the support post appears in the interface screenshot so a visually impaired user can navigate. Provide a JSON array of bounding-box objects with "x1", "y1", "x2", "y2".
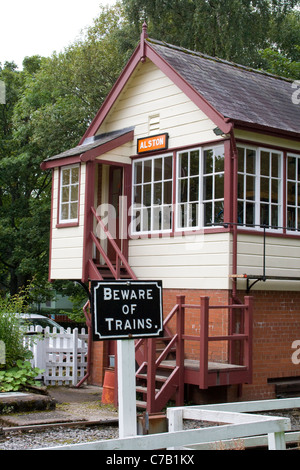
[
  {"x1": 268, "y1": 432, "x2": 286, "y2": 450},
  {"x1": 117, "y1": 340, "x2": 137, "y2": 438}
]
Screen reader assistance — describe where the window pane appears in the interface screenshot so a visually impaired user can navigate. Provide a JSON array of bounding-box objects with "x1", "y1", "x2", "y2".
[
  {"x1": 70, "y1": 203, "x2": 78, "y2": 220},
  {"x1": 62, "y1": 169, "x2": 70, "y2": 186},
  {"x1": 135, "y1": 162, "x2": 143, "y2": 185},
  {"x1": 271, "y1": 179, "x2": 278, "y2": 204},
  {"x1": 238, "y1": 148, "x2": 245, "y2": 173},
  {"x1": 246, "y1": 149, "x2": 256, "y2": 174},
  {"x1": 179, "y1": 153, "x2": 189, "y2": 177},
  {"x1": 203, "y1": 176, "x2": 212, "y2": 200},
  {"x1": 215, "y1": 174, "x2": 224, "y2": 200},
  {"x1": 190, "y1": 151, "x2": 200, "y2": 176},
  {"x1": 153, "y1": 206, "x2": 162, "y2": 231},
  {"x1": 154, "y1": 158, "x2": 162, "y2": 182},
  {"x1": 163, "y1": 206, "x2": 172, "y2": 230},
  {"x1": 238, "y1": 174, "x2": 244, "y2": 199},
  {"x1": 134, "y1": 186, "x2": 141, "y2": 205},
  {"x1": 260, "y1": 204, "x2": 269, "y2": 226},
  {"x1": 144, "y1": 160, "x2": 152, "y2": 183},
  {"x1": 164, "y1": 181, "x2": 172, "y2": 205},
  {"x1": 189, "y1": 177, "x2": 199, "y2": 202},
  {"x1": 204, "y1": 202, "x2": 212, "y2": 226},
  {"x1": 272, "y1": 153, "x2": 279, "y2": 178},
  {"x1": 246, "y1": 176, "x2": 255, "y2": 201},
  {"x1": 61, "y1": 204, "x2": 69, "y2": 220},
  {"x1": 62, "y1": 187, "x2": 69, "y2": 203},
  {"x1": 204, "y1": 150, "x2": 213, "y2": 174},
  {"x1": 215, "y1": 151, "x2": 224, "y2": 173},
  {"x1": 71, "y1": 185, "x2": 78, "y2": 202},
  {"x1": 71, "y1": 167, "x2": 79, "y2": 184},
  {"x1": 179, "y1": 179, "x2": 188, "y2": 203},
  {"x1": 153, "y1": 182, "x2": 162, "y2": 205},
  {"x1": 246, "y1": 203, "x2": 255, "y2": 226},
  {"x1": 164, "y1": 156, "x2": 173, "y2": 180},
  {"x1": 261, "y1": 152, "x2": 270, "y2": 176},
  {"x1": 287, "y1": 207, "x2": 295, "y2": 229},
  {"x1": 260, "y1": 177, "x2": 269, "y2": 202},
  {"x1": 190, "y1": 203, "x2": 198, "y2": 227},
  {"x1": 271, "y1": 205, "x2": 278, "y2": 227},
  {"x1": 214, "y1": 201, "x2": 224, "y2": 223},
  {"x1": 288, "y1": 182, "x2": 296, "y2": 205},
  {"x1": 143, "y1": 184, "x2": 151, "y2": 207},
  {"x1": 288, "y1": 156, "x2": 296, "y2": 180}
]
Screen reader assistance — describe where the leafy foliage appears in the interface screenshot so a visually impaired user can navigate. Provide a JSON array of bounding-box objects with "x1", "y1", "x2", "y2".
[{"x1": 0, "y1": 360, "x2": 43, "y2": 393}]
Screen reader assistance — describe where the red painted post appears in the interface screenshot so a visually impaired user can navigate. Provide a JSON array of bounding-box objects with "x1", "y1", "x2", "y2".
[
  {"x1": 200, "y1": 297, "x2": 209, "y2": 389},
  {"x1": 243, "y1": 296, "x2": 253, "y2": 379},
  {"x1": 147, "y1": 338, "x2": 157, "y2": 413},
  {"x1": 176, "y1": 295, "x2": 185, "y2": 406}
]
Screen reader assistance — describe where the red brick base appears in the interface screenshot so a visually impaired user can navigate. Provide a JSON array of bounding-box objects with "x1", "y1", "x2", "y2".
[{"x1": 89, "y1": 288, "x2": 300, "y2": 404}]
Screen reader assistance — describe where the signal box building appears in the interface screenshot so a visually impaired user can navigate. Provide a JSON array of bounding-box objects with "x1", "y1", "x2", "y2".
[{"x1": 42, "y1": 26, "x2": 300, "y2": 411}]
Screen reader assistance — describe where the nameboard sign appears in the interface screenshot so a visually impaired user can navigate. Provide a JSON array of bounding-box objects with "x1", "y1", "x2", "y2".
[
  {"x1": 91, "y1": 280, "x2": 163, "y2": 340},
  {"x1": 137, "y1": 134, "x2": 169, "y2": 154}
]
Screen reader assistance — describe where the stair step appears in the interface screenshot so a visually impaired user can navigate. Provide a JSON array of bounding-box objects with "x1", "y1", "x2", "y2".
[
  {"x1": 136, "y1": 386, "x2": 160, "y2": 394},
  {"x1": 136, "y1": 373, "x2": 168, "y2": 382},
  {"x1": 136, "y1": 400, "x2": 147, "y2": 409}
]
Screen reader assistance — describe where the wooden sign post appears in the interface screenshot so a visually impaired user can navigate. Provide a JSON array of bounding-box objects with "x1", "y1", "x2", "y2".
[{"x1": 91, "y1": 280, "x2": 163, "y2": 438}]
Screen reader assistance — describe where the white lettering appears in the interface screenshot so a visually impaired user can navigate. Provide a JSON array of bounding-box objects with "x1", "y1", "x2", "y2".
[
  {"x1": 105, "y1": 318, "x2": 114, "y2": 330},
  {"x1": 292, "y1": 81, "x2": 300, "y2": 105},
  {"x1": 104, "y1": 288, "x2": 112, "y2": 300},
  {"x1": 292, "y1": 340, "x2": 300, "y2": 364},
  {"x1": 122, "y1": 304, "x2": 129, "y2": 315}
]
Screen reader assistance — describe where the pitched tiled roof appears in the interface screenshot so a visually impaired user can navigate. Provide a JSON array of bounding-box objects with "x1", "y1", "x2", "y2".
[{"x1": 148, "y1": 39, "x2": 300, "y2": 136}]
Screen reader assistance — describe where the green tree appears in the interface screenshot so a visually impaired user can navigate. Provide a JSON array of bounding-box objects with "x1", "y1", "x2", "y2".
[{"x1": 122, "y1": 0, "x2": 299, "y2": 66}]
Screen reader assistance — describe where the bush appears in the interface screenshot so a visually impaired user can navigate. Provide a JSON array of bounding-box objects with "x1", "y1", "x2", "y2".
[
  {"x1": 0, "y1": 360, "x2": 43, "y2": 392},
  {"x1": 0, "y1": 289, "x2": 31, "y2": 369}
]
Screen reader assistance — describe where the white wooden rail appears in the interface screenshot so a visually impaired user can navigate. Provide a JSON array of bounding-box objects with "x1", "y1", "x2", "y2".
[
  {"x1": 38, "y1": 398, "x2": 300, "y2": 451},
  {"x1": 24, "y1": 326, "x2": 88, "y2": 386}
]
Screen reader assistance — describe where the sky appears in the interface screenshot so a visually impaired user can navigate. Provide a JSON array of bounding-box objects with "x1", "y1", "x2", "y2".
[{"x1": 0, "y1": 0, "x2": 118, "y2": 69}]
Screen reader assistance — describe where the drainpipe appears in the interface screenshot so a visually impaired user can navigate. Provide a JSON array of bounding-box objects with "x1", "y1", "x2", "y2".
[
  {"x1": 229, "y1": 124, "x2": 239, "y2": 302},
  {"x1": 76, "y1": 300, "x2": 92, "y2": 388}
]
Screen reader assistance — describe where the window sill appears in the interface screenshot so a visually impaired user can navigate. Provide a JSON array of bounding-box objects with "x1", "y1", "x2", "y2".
[{"x1": 56, "y1": 222, "x2": 79, "y2": 228}]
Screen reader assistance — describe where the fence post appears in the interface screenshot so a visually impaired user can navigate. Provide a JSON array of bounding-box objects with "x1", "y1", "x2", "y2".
[
  {"x1": 35, "y1": 326, "x2": 46, "y2": 380},
  {"x1": 72, "y1": 328, "x2": 78, "y2": 386},
  {"x1": 176, "y1": 295, "x2": 185, "y2": 406},
  {"x1": 200, "y1": 297, "x2": 209, "y2": 389}
]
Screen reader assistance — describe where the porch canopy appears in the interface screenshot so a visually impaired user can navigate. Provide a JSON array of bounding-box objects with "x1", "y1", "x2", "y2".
[{"x1": 41, "y1": 126, "x2": 134, "y2": 170}]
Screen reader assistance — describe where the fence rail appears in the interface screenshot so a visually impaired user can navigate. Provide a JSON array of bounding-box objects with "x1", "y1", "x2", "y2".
[{"x1": 24, "y1": 326, "x2": 88, "y2": 386}]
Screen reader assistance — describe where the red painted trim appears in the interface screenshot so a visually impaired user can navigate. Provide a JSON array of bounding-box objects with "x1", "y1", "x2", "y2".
[
  {"x1": 77, "y1": 38, "x2": 232, "y2": 145},
  {"x1": 234, "y1": 122, "x2": 300, "y2": 141},
  {"x1": 82, "y1": 161, "x2": 96, "y2": 282},
  {"x1": 48, "y1": 170, "x2": 54, "y2": 282},
  {"x1": 236, "y1": 138, "x2": 300, "y2": 155},
  {"x1": 145, "y1": 42, "x2": 232, "y2": 135},
  {"x1": 42, "y1": 155, "x2": 81, "y2": 170},
  {"x1": 56, "y1": 164, "x2": 81, "y2": 227},
  {"x1": 79, "y1": 46, "x2": 141, "y2": 144},
  {"x1": 80, "y1": 130, "x2": 134, "y2": 162},
  {"x1": 130, "y1": 137, "x2": 229, "y2": 161},
  {"x1": 224, "y1": 139, "x2": 233, "y2": 224}
]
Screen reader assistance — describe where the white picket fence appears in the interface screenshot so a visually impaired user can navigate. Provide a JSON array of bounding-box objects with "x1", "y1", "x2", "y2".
[{"x1": 24, "y1": 326, "x2": 88, "y2": 386}]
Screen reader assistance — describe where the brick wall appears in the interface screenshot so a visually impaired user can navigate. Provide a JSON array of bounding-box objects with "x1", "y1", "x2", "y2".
[
  {"x1": 89, "y1": 287, "x2": 300, "y2": 404},
  {"x1": 236, "y1": 289, "x2": 300, "y2": 401}
]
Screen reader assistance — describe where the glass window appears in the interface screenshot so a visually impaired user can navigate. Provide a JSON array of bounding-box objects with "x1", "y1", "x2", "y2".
[
  {"x1": 287, "y1": 154, "x2": 300, "y2": 231},
  {"x1": 203, "y1": 147, "x2": 225, "y2": 227},
  {"x1": 237, "y1": 146, "x2": 282, "y2": 230},
  {"x1": 132, "y1": 155, "x2": 173, "y2": 234},
  {"x1": 59, "y1": 165, "x2": 80, "y2": 223},
  {"x1": 177, "y1": 149, "x2": 201, "y2": 229}
]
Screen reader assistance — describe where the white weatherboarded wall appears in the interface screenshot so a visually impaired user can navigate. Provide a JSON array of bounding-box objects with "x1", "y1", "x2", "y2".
[{"x1": 50, "y1": 164, "x2": 86, "y2": 280}]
